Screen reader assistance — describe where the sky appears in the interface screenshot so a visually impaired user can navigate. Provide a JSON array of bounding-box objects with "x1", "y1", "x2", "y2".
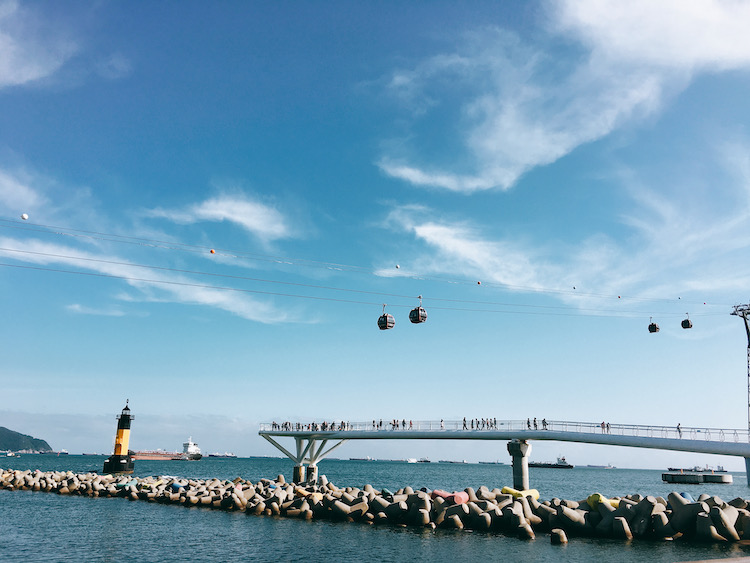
[{"x1": 2, "y1": 0, "x2": 750, "y2": 471}]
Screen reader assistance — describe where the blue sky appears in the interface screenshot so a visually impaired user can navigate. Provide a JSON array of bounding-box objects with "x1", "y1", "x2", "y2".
[{"x1": 2, "y1": 0, "x2": 750, "y2": 471}]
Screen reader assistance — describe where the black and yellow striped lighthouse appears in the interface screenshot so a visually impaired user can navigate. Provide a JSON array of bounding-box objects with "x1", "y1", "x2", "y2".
[{"x1": 103, "y1": 401, "x2": 135, "y2": 474}]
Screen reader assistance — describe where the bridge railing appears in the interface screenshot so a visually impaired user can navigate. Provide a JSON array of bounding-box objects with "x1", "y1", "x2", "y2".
[{"x1": 259, "y1": 419, "x2": 750, "y2": 443}]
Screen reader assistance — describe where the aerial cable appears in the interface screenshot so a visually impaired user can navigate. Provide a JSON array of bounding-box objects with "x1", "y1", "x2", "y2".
[
  {"x1": 0, "y1": 217, "x2": 732, "y2": 309},
  {"x1": 0, "y1": 261, "x2": 697, "y2": 319},
  {"x1": 0, "y1": 246, "x2": 721, "y2": 317}
]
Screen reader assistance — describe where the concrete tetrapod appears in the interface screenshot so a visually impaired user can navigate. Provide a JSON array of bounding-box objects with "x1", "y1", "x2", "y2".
[{"x1": 4, "y1": 468, "x2": 750, "y2": 545}]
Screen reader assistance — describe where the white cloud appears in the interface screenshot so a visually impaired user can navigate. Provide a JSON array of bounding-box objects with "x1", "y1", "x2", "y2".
[
  {"x1": 383, "y1": 205, "x2": 545, "y2": 288},
  {"x1": 148, "y1": 193, "x2": 293, "y2": 242},
  {"x1": 0, "y1": 167, "x2": 48, "y2": 211},
  {"x1": 383, "y1": 144, "x2": 750, "y2": 307},
  {"x1": 95, "y1": 52, "x2": 132, "y2": 80},
  {"x1": 66, "y1": 303, "x2": 127, "y2": 317},
  {"x1": 379, "y1": 1, "x2": 750, "y2": 193},
  {"x1": 0, "y1": 0, "x2": 78, "y2": 88},
  {"x1": 554, "y1": 0, "x2": 750, "y2": 71},
  {"x1": 0, "y1": 237, "x2": 293, "y2": 323}
]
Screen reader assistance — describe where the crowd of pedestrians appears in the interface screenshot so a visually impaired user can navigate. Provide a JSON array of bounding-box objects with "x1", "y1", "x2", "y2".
[
  {"x1": 268, "y1": 419, "x2": 687, "y2": 438},
  {"x1": 270, "y1": 421, "x2": 352, "y2": 431}
]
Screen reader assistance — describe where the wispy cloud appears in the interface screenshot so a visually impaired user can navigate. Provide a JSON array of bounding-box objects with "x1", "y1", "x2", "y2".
[
  {"x1": 383, "y1": 205, "x2": 543, "y2": 288},
  {"x1": 382, "y1": 140, "x2": 750, "y2": 304},
  {"x1": 0, "y1": 236, "x2": 293, "y2": 323},
  {"x1": 94, "y1": 52, "x2": 132, "y2": 80},
  {"x1": 147, "y1": 193, "x2": 294, "y2": 242},
  {"x1": 66, "y1": 303, "x2": 128, "y2": 317},
  {"x1": 0, "y1": 0, "x2": 78, "y2": 88},
  {"x1": 379, "y1": 1, "x2": 750, "y2": 193},
  {"x1": 0, "y1": 166, "x2": 302, "y2": 323},
  {"x1": 0, "y1": 167, "x2": 48, "y2": 211}
]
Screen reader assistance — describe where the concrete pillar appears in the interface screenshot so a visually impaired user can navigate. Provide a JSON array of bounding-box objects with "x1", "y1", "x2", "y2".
[
  {"x1": 293, "y1": 465, "x2": 306, "y2": 484},
  {"x1": 745, "y1": 457, "x2": 750, "y2": 486},
  {"x1": 507, "y1": 439, "x2": 531, "y2": 491},
  {"x1": 307, "y1": 465, "x2": 319, "y2": 485}
]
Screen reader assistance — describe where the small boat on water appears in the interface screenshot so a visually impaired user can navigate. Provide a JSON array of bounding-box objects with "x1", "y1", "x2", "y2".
[
  {"x1": 406, "y1": 458, "x2": 417, "y2": 464},
  {"x1": 438, "y1": 460, "x2": 467, "y2": 464},
  {"x1": 529, "y1": 456, "x2": 574, "y2": 469},
  {"x1": 208, "y1": 452, "x2": 238, "y2": 459},
  {"x1": 349, "y1": 456, "x2": 374, "y2": 461},
  {"x1": 417, "y1": 457, "x2": 431, "y2": 463}
]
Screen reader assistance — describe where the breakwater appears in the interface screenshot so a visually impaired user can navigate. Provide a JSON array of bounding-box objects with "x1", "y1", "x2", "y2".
[{"x1": 2, "y1": 467, "x2": 749, "y2": 544}]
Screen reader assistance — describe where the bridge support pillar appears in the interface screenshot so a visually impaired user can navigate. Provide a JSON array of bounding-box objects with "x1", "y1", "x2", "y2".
[
  {"x1": 260, "y1": 433, "x2": 348, "y2": 485},
  {"x1": 293, "y1": 465, "x2": 306, "y2": 484},
  {"x1": 507, "y1": 439, "x2": 531, "y2": 491},
  {"x1": 745, "y1": 458, "x2": 750, "y2": 486}
]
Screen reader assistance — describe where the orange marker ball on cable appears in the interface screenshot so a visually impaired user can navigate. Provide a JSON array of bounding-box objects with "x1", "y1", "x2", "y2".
[{"x1": 210, "y1": 249, "x2": 215, "y2": 254}]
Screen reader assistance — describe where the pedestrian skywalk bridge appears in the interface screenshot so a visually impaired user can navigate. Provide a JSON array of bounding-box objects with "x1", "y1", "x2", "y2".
[{"x1": 259, "y1": 419, "x2": 750, "y2": 484}]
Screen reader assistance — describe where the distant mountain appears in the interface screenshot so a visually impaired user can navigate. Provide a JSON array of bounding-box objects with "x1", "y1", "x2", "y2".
[{"x1": 0, "y1": 427, "x2": 52, "y2": 452}]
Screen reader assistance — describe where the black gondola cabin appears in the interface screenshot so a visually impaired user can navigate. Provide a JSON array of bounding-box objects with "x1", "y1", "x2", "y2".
[
  {"x1": 409, "y1": 307, "x2": 427, "y2": 324},
  {"x1": 378, "y1": 313, "x2": 395, "y2": 330}
]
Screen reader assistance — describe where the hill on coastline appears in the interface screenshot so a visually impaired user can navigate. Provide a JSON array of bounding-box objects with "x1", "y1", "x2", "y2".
[{"x1": 0, "y1": 427, "x2": 52, "y2": 452}]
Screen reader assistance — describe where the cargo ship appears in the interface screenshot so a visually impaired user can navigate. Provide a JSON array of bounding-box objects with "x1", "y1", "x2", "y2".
[
  {"x1": 132, "y1": 437, "x2": 202, "y2": 461},
  {"x1": 529, "y1": 456, "x2": 574, "y2": 469}
]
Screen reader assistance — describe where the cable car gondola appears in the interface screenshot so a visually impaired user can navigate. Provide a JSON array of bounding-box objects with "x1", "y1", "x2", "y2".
[
  {"x1": 409, "y1": 295, "x2": 427, "y2": 324},
  {"x1": 648, "y1": 317, "x2": 660, "y2": 333},
  {"x1": 681, "y1": 313, "x2": 692, "y2": 329},
  {"x1": 377, "y1": 304, "x2": 395, "y2": 330}
]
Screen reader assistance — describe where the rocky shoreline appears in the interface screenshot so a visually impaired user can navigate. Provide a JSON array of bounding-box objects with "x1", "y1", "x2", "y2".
[{"x1": 2, "y1": 468, "x2": 749, "y2": 544}]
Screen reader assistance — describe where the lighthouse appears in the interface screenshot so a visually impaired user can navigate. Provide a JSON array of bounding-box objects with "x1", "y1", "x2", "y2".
[{"x1": 103, "y1": 401, "x2": 135, "y2": 474}]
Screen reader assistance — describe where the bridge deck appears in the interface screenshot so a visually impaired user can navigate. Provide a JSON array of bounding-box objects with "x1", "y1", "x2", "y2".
[{"x1": 259, "y1": 419, "x2": 750, "y2": 457}]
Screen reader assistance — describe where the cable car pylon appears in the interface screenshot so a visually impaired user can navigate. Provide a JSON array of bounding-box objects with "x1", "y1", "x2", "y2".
[{"x1": 731, "y1": 304, "x2": 750, "y2": 437}]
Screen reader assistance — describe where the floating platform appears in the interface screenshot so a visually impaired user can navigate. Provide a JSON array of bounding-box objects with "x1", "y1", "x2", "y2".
[{"x1": 662, "y1": 472, "x2": 733, "y2": 484}]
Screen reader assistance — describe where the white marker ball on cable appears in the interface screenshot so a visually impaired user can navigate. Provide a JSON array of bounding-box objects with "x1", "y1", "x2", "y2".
[
  {"x1": 21, "y1": 213, "x2": 28, "y2": 220},
  {"x1": 396, "y1": 264, "x2": 400, "y2": 269}
]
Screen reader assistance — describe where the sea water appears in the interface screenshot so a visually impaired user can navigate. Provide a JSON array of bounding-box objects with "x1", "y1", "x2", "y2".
[{"x1": 2, "y1": 455, "x2": 750, "y2": 562}]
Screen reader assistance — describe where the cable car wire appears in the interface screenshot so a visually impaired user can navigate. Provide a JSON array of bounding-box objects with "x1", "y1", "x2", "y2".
[
  {"x1": 0, "y1": 246, "x2": 724, "y2": 318},
  {"x1": 0, "y1": 216, "x2": 734, "y2": 313}
]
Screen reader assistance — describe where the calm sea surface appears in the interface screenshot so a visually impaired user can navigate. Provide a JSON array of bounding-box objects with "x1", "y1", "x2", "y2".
[{"x1": 2, "y1": 455, "x2": 750, "y2": 562}]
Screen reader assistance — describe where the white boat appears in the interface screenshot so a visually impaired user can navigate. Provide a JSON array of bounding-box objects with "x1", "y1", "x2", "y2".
[
  {"x1": 406, "y1": 458, "x2": 417, "y2": 463},
  {"x1": 208, "y1": 452, "x2": 237, "y2": 458},
  {"x1": 181, "y1": 437, "x2": 202, "y2": 461}
]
